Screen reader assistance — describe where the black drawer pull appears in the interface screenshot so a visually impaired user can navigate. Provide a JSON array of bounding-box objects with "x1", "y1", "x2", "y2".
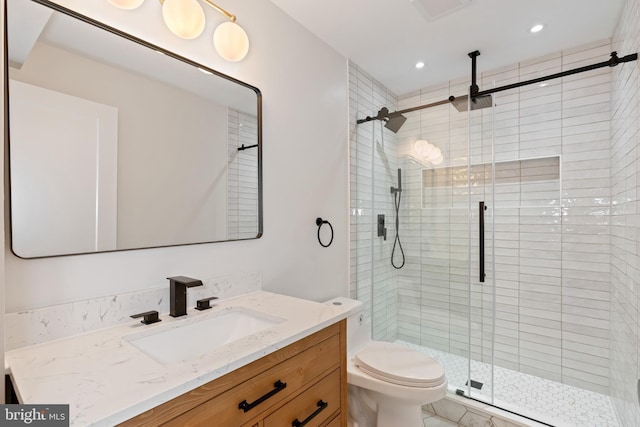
[
  {"x1": 238, "y1": 380, "x2": 287, "y2": 413},
  {"x1": 292, "y1": 400, "x2": 328, "y2": 427}
]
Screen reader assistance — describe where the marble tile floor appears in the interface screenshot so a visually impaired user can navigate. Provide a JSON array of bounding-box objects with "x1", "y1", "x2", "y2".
[
  {"x1": 422, "y1": 401, "x2": 547, "y2": 427},
  {"x1": 398, "y1": 340, "x2": 619, "y2": 427},
  {"x1": 423, "y1": 411, "x2": 461, "y2": 427}
]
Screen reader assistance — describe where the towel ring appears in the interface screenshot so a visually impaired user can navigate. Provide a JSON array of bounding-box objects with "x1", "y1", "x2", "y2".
[{"x1": 316, "y1": 218, "x2": 334, "y2": 248}]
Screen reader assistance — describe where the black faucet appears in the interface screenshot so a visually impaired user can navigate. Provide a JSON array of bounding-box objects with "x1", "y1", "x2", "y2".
[{"x1": 168, "y1": 276, "x2": 203, "y2": 317}]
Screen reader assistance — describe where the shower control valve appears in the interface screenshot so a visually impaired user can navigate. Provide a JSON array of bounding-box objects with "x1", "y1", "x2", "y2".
[{"x1": 377, "y1": 214, "x2": 387, "y2": 240}]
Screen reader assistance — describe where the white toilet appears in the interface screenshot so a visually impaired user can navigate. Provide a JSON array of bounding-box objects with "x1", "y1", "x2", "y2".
[{"x1": 327, "y1": 297, "x2": 447, "y2": 427}]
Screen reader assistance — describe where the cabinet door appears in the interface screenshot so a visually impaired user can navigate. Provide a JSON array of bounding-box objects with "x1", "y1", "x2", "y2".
[{"x1": 264, "y1": 370, "x2": 341, "y2": 427}]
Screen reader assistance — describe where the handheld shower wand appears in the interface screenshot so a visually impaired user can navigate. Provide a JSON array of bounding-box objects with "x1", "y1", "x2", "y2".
[
  {"x1": 391, "y1": 168, "x2": 402, "y2": 194},
  {"x1": 391, "y1": 168, "x2": 405, "y2": 269}
]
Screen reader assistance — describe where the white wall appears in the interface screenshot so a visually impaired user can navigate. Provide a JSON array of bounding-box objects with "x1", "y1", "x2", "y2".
[{"x1": 4, "y1": 0, "x2": 349, "y2": 312}]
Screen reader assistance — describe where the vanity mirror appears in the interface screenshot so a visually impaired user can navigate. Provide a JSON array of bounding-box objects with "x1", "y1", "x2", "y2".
[{"x1": 6, "y1": 0, "x2": 262, "y2": 258}]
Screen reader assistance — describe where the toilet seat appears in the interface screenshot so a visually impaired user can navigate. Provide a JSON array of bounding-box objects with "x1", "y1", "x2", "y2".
[{"x1": 354, "y1": 341, "x2": 445, "y2": 387}]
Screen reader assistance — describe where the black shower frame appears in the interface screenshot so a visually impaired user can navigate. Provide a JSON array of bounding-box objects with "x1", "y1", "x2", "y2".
[
  {"x1": 356, "y1": 50, "x2": 638, "y2": 124},
  {"x1": 356, "y1": 48, "x2": 639, "y2": 424}
]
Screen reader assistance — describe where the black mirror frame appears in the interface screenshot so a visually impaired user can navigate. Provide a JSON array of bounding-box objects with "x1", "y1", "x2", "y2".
[{"x1": 4, "y1": 0, "x2": 263, "y2": 259}]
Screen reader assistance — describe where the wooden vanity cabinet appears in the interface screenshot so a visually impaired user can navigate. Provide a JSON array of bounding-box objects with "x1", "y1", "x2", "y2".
[{"x1": 118, "y1": 320, "x2": 347, "y2": 427}]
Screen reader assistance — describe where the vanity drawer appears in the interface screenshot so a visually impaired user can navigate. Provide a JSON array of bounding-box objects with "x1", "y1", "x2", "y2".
[
  {"x1": 324, "y1": 414, "x2": 341, "y2": 427},
  {"x1": 119, "y1": 321, "x2": 346, "y2": 427},
  {"x1": 162, "y1": 333, "x2": 340, "y2": 426},
  {"x1": 264, "y1": 369, "x2": 341, "y2": 427}
]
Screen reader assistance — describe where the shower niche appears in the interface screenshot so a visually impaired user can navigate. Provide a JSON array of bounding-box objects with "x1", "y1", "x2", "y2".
[{"x1": 421, "y1": 156, "x2": 560, "y2": 210}]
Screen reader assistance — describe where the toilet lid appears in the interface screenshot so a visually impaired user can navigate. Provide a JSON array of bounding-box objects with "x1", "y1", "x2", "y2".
[{"x1": 354, "y1": 342, "x2": 445, "y2": 387}]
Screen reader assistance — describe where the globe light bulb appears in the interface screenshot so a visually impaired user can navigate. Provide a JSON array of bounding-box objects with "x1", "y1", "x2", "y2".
[
  {"x1": 106, "y1": 0, "x2": 145, "y2": 10},
  {"x1": 213, "y1": 21, "x2": 250, "y2": 62},
  {"x1": 162, "y1": 0, "x2": 205, "y2": 40}
]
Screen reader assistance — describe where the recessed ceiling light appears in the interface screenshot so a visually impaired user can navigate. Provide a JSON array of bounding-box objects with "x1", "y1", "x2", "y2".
[
  {"x1": 530, "y1": 24, "x2": 544, "y2": 33},
  {"x1": 416, "y1": 61, "x2": 425, "y2": 69}
]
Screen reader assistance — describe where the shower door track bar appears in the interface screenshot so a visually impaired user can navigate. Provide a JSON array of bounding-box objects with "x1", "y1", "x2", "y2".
[
  {"x1": 356, "y1": 98, "x2": 452, "y2": 125},
  {"x1": 455, "y1": 391, "x2": 555, "y2": 427},
  {"x1": 355, "y1": 51, "x2": 638, "y2": 123},
  {"x1": 474, "y1": 51, "x2": 637, "y2": 97}
]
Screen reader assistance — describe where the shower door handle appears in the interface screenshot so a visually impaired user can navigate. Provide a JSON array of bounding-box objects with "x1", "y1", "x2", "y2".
[{"x1": 479, "y1": 201, "x2": 486, "y2": 283}]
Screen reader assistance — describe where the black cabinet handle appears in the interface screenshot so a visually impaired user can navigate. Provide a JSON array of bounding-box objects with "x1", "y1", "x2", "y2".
[
  {"x1": 292, "y1": 400, "x2": 328, "y2": 427},
  {"x1": 479, "y1": 201, "x2": 486, "y2": 283},
  {"x1": 238, "y1": 380, "x2": 287, "y2": 413}
]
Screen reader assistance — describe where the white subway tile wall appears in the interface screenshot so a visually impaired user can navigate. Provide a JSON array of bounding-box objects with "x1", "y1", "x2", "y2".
[
  {"x1": 611, "y1": 0, "x2": 640, "y2": 425},
  {"x1": 349, "y1": 62, "x2": 399, "y2": 341},
  {"x1": 227, "y1": 109, "x2": 259, "y2": 239},
  {"x1": 349, "y1": 36, "x2": 632, "y2": 422}
]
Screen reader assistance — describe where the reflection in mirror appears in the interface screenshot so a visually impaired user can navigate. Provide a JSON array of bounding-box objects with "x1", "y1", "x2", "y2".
[{"x1": 7, "y1": 0, "x2": 262, "y2": 258}]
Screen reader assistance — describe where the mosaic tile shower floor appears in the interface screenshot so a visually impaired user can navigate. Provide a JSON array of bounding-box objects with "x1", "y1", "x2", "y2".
[{"x1": 397, "y1": 340, "x2": 619, "y2": 427}]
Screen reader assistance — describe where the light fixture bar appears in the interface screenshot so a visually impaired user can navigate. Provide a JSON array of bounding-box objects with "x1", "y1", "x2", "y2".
[
  {"x1": 202, "y1": 0, "x2": 236, "y2": 22},
  {"x1": 157, "y1": 0, "x2": 236, "y2": 21}
]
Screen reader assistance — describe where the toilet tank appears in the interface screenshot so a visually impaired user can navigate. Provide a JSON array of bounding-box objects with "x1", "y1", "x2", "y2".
[{"x1": 324, "y1": 297, "x2": 370, "y2": 354}]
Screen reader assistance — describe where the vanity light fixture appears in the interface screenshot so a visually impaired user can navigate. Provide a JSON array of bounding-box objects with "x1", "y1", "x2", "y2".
[{"x1": 106, "y1": 0, "x2": 250, "y2": 62}]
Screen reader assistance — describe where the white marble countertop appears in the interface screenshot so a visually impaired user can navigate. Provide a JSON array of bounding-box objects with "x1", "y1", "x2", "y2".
[{"x1": 5, "y1": 291, "x2": 350, "y2": 427}]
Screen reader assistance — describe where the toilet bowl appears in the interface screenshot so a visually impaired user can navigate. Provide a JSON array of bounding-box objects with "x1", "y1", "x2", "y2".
[{"x1": 326, "y1": 297, "x2": 447, "y2": 427}]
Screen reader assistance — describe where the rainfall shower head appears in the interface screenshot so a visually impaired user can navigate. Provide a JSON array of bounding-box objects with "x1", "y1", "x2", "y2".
[
  {"x1": 356, "y1": 107, "x2": 407, "y2": 133},
  {"x1": 376, "y1": 107, "x2": 407, "y2": 133},
  {"x1": 450, "y1": 94, "x2": 493, "y2": 112},
  {"x1": 450, "y1": 51, "x2": 494, "y2": 112},
  {"x1": 384, "y1": 113, "x2": 408, "y2": 133}
]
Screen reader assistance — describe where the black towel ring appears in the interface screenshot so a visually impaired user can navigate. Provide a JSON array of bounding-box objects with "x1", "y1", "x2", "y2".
[{"x1": 316, "y1": 217, "x2": 334, "y2": 248}]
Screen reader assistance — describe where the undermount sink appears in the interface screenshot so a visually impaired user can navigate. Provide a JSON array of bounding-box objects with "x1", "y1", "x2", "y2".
[{"x1": 125, "y1": 307, "x2": 285, "y2": 365}]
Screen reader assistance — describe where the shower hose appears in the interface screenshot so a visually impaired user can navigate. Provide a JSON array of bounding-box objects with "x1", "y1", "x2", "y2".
[{"x1": 391, "y1": 186, "x2": 405, "y2": 269}]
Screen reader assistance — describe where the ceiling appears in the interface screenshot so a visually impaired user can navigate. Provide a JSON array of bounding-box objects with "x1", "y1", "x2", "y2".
[{"x1": 270, "y1": 0, "x2": 625, "y2": 96}]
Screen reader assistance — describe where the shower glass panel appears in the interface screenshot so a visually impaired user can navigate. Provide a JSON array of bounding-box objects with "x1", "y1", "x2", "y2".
[
  {"x1": 350, "y1": 95, "x2": 401, "y2": 343},
  {"x1": 465, "y1": 94, "x2": 496, "y2": 404},
  {"x1": 360, "y1": 86, "x2": 480, "y2": 395},
  {"x1": 370, "y1": 119, "x2": 401, "y2": 343},
  {"x1": 465, "y1": 87, "x2": 565, "y2": 423},
  {"x1": 359, "y1": 87, "x2": 499, "y2": 407}
]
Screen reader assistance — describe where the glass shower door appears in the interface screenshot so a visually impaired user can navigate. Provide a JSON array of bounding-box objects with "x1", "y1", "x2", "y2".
[
  {"x1": 463, "y1": 93, "x2": 497, "y2": 404},
  {"x1": 465, "y1": 86, "x2": 564, "y2": 424}
]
